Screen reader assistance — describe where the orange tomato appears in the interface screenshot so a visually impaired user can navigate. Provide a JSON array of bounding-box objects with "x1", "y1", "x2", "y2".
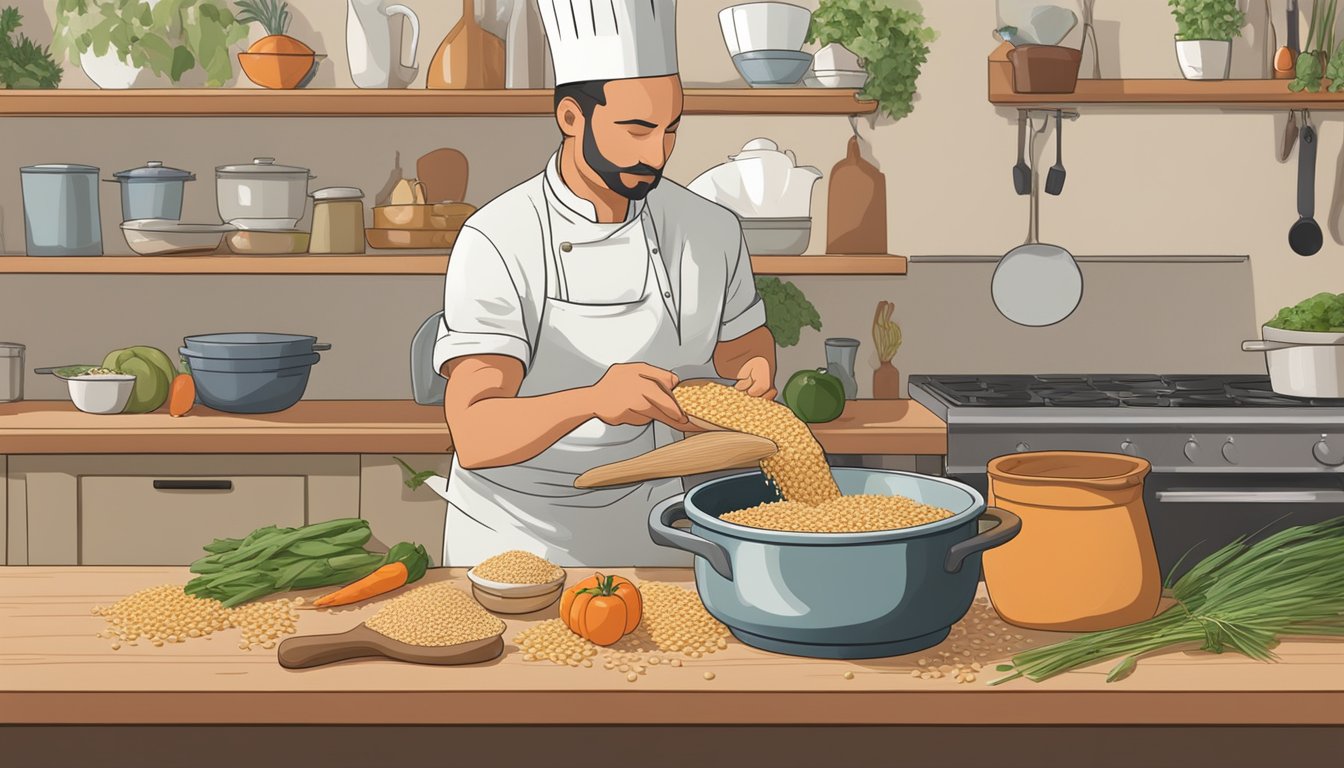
[{"x1": 560, "y1": 572, "x2": 642, "y2": 646}]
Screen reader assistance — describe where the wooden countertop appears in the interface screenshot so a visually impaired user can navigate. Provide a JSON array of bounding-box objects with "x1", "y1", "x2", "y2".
[
  {"x1": 0, "y1": 399, "x2": 947, "y2": 456},
  {"x1": 3, "y1": 567, "x2": 1340, "y2": 726}
]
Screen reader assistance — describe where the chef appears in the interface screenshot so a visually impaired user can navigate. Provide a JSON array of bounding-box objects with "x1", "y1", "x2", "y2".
[{"x1": 432, "y1": 0, "x2": 776, "y2": 566}]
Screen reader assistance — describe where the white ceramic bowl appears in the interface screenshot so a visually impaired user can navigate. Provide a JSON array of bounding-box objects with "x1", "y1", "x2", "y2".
[
  {"x1": 810, "y1": 69, "x2": 869, "y2": 89},
  {"x1": 65, "y1": 374, "x2": 136, "y2": 414},
  {"x1": 122, "y1": 220, "x2": 233, "y2": 256},
  {"x1": 813, "y1": 43, "x2": 863, "y2": 72},
  {"x1": 719, "y1": 2, "x2": 812, "y2": 55},
  {"x1": 466, "y1": 567, "x2": 567, "y2": 615},
  {"x1": 740, "y1": 217, "x2": 811, "y2": 255}
]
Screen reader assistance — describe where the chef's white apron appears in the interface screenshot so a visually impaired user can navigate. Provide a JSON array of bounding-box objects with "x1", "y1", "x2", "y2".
[{"x1": 439, "y1": 186, "x2": 696, "y2": 567}]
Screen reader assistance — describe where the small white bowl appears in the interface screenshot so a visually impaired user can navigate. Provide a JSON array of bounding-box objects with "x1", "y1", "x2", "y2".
[
  {"x1": 810, "y1": 69, "x2": 869, "y2": 89},
  {"x1": 466, "y1": 568, "x2": 567, "y2": 615},
  {"x1": 65, "y1": 373, "x2": 136, "y2": 414},
  {"x1": 122, "y1": 219, "x2": 233, "y2": 256}
]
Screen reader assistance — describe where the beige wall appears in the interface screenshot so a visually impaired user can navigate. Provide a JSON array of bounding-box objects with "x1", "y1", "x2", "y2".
[{"x1": 0, "y1": 0, "x2": 1303, "y2": 401}]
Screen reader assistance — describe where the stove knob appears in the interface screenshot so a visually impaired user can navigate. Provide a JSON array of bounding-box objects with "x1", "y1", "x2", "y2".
[
  {"x1": 1221, "y1": 438, "x2": 1238, "y2": 465},
  {"x1": 1314, "y1": 437, "x2": 1344, "y2": 467},
  {"x1": 1015, "y1": 442, "x2": 1031, "y2": 453},
  {"x1": 1120, "y1": 440, "x2": 1136, "y2": 455},
  {"x1": 1184, "y1": 437, "x2": 1200, "y2": 462}
]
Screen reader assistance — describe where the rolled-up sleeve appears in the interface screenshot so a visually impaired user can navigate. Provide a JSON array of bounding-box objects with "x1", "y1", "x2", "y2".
[
  {"x1": 719, "y1": 233, "x2": 767, "y2": 341},
  {"x1": 432, "y1": 226, "x2": 532, "y2": 376}
]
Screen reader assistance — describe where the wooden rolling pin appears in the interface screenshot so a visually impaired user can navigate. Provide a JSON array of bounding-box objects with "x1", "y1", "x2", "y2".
[
  {"x1": 277, "y1": 623, "x2": 503, "y2": 669},
  {"x1": 574, "y1": 430, "x2": 777, "y2": 489}
]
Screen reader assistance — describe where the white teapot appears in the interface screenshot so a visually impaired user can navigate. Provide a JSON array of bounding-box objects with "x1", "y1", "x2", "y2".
[{"x1": 688, "y1": 138, "x2": 822, "y2": 219}]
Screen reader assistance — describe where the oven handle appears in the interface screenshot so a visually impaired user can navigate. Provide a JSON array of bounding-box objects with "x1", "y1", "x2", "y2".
[{"x1": 1155, "y1": 489, "x2": 1344, "y2": 504}]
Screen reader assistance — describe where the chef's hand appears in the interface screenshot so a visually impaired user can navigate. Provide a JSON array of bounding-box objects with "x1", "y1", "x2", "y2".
[
  {"x1": 589, "y1": 363, "x2": 691, "y2": 429},
  {"x1": 734, "y1": 356, "x2": 777, "y2": 400}
]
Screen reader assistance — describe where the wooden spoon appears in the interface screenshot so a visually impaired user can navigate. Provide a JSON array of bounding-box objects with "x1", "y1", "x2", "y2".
[
  {"x1": 574, "y1": 431, "x2": 777, "y2": 489},
  {"x1": 417, "y1": 148, "x2": 469, "y2": 203},
  {"x1": 277, "y1": 623, "x2": 503, "y2": 669}
]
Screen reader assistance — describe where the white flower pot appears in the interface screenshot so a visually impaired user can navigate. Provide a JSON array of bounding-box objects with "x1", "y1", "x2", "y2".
[
  {"x1": 79, "y1": 49, "x2": 144, "y2": 89},
  {"x1": 813, "y1": 42, "x2": 862, "y2": 72},
  {"x1": 1175, "y1": 39, "x2": 1231, "y2": 80}
]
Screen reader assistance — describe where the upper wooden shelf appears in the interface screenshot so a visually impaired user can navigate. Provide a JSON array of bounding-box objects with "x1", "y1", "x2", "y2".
[
  {"x1": 0, "y1": 88, "x2": 876, "y2": 117},
  {"x1": 0, "y1": 253, "x2": 907, "y2": 276},
  {"x1": 989, "y1": 51, "x2": 1344, "y2": 108}
]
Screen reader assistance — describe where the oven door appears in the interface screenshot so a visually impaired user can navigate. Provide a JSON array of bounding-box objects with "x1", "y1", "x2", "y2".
[{"x1": 1146, "y1": 473, "x2": 1344, "y2": 581}]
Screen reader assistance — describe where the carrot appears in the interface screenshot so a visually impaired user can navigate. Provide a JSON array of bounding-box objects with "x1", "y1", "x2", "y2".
[
  {"x1": 168, "y1": 372, "x2": 195, "y2": 417},
  {"x1": 313, "y1": 561, "x2": 409, "y2": 607}
]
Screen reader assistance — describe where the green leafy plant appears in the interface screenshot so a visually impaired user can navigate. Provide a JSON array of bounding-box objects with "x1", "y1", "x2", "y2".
[
  {"x1": 755, "y1": 277, "x2": 822, "y2": 348},
  {"x1": 52, "y1": 0, "x2": 249, "y2": 87},
  {"x1": 806, "y1": 0, "x2": 935, "y2": 122},
  {"x1": 1266, "y1": 291, "x2": 1344, "y2": 331},
  {"x1": 1290, "y1": 0, "x2": 1338, "y2": 92},
  {"x1": 234, "y1": 0, "x2": 290, "y2": 36},
  {"x1": 393, "y1": 456, "x2": 436, "y2": 490},
  {"x1": 0, "y1": 7, "x2": 63, "y2": 88},
  {"x1": 1168, "y1": 0, "x2": 1246, "y2": 41}
]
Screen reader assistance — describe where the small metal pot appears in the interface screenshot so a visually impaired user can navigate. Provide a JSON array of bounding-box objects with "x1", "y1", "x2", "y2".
[
  {"x1": 106, "y1": 161, "x2": 195, "y2": 221},
  {"x1": 20, "y1": 164, "x2": 102, "y2": 256},
  {"x1": 215, "y1": 157, "x2": 314, "y2": 230},
  {"x1": 1242, "y1": 325, "x2": 1344, "y2": 399},
  {"x1": 648, "y1": 468, "x2": 1021, "y2": 659}
]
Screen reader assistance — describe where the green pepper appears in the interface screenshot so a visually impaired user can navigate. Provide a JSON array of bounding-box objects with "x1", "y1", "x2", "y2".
[{"x1": 782, "y1": 368, "x2": 846, "y2": 423}]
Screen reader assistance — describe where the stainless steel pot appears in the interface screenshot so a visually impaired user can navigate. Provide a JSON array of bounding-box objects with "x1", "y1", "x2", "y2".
[
  {"x1": 106, "y1": 160, "x2": 195, "y2": 221},
  {"x1": 215, "y1": 157, "x2": 314, "y2": 230},
  {"x1": 1242, "y1": 325, "x2": 1344, "y2": 399},
  {"x1": 20, "y1": 164, "x2": 102, "y2": 256},
  {"x1": 647, "y1": 468, "x2": 1021, "y2": 659}
]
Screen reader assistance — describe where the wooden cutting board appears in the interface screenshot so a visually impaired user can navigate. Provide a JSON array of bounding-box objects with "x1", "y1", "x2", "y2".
[
  {"x1": 417, "y1": 148, "x2": 469, "y2": 203},
  {"x1": 277, "y1": 623, "x2": 504, "y2": 669}
]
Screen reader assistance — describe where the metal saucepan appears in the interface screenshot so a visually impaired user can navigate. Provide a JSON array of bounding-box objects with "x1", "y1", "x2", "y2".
[
  {"x1": 215, "y1": 158, "x2": 315, "y2": 231},
  {"x1": 1242, "y1": 325, "x2": 1344, "y2": 398},
  {"x1": 647, "y1": 468, "x2": 1021, "y2": 659}
]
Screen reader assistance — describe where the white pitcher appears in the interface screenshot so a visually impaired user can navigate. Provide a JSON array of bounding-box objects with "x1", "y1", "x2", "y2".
[{"x1": 347, "y1": 0, "x2": 421, "y2": 89}]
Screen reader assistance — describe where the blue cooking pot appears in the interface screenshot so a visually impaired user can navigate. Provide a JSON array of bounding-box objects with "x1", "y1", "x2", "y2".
[{"x1": 647, "y1": 468, "x2": 1021, "y2": 659}]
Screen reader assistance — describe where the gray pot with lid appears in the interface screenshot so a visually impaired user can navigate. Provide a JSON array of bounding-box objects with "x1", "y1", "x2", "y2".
[
  {"x1": 215, "y1": 157, "x2": 315, "y2": 231},
  {"x1": 106, "y1": 160, "x2": 196, "y2": 222},
  {"x1": 20, "y1": 164, "x2": 102, "y2": 256}
]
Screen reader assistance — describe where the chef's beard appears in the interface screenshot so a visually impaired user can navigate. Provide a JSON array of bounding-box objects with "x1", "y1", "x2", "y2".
[{"x1": 583, "y1": 123, "x2": 664, "y2": 201}]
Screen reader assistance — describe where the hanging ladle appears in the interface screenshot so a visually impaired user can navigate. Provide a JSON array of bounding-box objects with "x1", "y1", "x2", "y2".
[{"x1": 1289, "y1": 109, "x2": 1323, "y2": 256}]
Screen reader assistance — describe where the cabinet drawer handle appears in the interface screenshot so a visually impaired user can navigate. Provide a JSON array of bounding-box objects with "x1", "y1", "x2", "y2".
[{"x1": 153, "y1": 480, "x2": 233, "y2": 491}]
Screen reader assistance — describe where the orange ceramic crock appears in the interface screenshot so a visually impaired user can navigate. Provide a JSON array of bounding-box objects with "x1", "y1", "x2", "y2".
[{"x1": 982, "y1": 451, "x2": 1161, "y2": 632}]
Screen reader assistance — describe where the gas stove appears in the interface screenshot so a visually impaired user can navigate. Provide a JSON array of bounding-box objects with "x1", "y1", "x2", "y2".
[{"x1": 909, "y1": 374, "x2": 1344, "y2": 580}]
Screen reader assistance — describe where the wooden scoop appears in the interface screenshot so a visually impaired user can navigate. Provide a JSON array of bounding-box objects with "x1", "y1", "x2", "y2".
[
  {"x1": 277, "y1": 623, "x2": 503, "y2": 669},
  {"x1": 574, "y1": 431, "x2": 777, "y2": 489}
]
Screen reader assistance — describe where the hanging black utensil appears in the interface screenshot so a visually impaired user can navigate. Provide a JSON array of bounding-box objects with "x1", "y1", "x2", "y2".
[
  {"x1": 1289, "y1": 118, "x2": 1323, "y2": 257},
  {"x1": 1013, "y1": 111, "x2": 1031, "y2": 195},
  {"x1": 1045, "y1": 111, "x2": 1067, "y2": 195}
]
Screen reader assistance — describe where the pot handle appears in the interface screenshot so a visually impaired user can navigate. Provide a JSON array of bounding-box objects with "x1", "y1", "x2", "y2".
[
  {"x1": 944, "y1": 506, "x2": 1022, "y2": 574},
  {"x1": 312, "y1": 343, "x2": 332, "y2": 352},
  {"x1": 648, "y1": 495, "x2": 734, "y2": 581}
]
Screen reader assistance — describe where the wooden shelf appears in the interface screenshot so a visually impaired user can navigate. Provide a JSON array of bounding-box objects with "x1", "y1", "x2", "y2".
[
  {"x1": 0, "y1": 253, "x2": 908, "y2": 276},
  {"x1": 989, "y1": 50, "x2": 1344, "y2": 108},
  {"x1": 0, "y1": 88, "x2": 876, "y2": 117}
]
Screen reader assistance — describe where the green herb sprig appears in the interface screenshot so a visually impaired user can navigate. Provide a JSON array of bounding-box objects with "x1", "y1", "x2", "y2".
[
  {"x1": 0, "y1": 7, "x2": 63, "y2": 89},
  {"x1": 806, "y1": 0, "x2": 935, "y2": 122},
  {"x1": 755, "y1": 277, "x2": 822, "y2": 348},
  {"x1": 992, "y1": 519, "x2": 1344, "y2": 685},
  {"x1": 1168, "y1": 0, "x2": 1246, "y2": 41},
  {"x1": 1266, "y1": 291, "x2": 1344, "y2": 332}
]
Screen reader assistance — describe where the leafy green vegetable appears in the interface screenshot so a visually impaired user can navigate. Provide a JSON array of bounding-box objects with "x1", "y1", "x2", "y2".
[
  {"x1": 1168, "y1": 0, "x2": 1246, "y2": 41},
  {"x1": 1266, "y1": 292, "x2": 1344, "y2": 332},
  {"x1": 393, "y1": 456, "x2": 437, "y2": 490},
  {"x1": 992, "y1": 519, "x2": 1344, "y2": 685},
  {"x1": 806, "y1": 0, "x2": 935, "y2": 122},
  {"x1": 53, "y1": 0, "x2": 249, "y2": 87},
  {"x1": 1290, "y1": 51, "x2": 1325, "y2": 92},
  {"x1": 755, "y1": 277, "x2": 822, "y2": 348},
  {"x1": 0, "y1": 7, "x2": 63, "y2": 89}
]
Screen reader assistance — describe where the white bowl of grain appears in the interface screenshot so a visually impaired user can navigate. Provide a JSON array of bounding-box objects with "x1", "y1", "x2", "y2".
[{"x1": 467, "y1": 550, "x2": 567, "y2": 615}]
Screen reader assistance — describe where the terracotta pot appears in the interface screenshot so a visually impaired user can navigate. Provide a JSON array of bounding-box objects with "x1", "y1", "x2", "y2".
[
  {"x1": 872, "y1": 361, "x2": 900, "y2": 398},
  {"x1": 982, "y1": 451, "x2": 1161, "y2": 632}
]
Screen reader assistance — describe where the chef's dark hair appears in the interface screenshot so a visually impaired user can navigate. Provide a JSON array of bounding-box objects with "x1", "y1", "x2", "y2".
[{"x1": 554, "y1": 79, "x2": 610, "y2": 117}]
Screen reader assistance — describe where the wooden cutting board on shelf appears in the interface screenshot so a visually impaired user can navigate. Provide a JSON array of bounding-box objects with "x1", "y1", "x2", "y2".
[{"x1": 417, "y1": 148, "x2": 469, "y2": 203}]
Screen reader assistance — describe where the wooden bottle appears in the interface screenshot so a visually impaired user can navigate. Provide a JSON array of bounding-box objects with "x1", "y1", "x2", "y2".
[
  {"x1": 427, "y1": 0, "x2": 506, "y2": 89},
  {"x1": 826, "y1": 136, "x2": 887, "y2": 254}
]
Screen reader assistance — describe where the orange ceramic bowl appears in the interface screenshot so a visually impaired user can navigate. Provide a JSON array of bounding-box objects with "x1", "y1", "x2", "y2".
[{"x1": 238, "y1": 51, "x2": 320, "y2": 90}]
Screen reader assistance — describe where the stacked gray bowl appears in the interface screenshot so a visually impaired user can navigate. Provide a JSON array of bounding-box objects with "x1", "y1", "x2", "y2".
[{"x1": 180, "y1": 333, "x2": 329, "y2": 413}]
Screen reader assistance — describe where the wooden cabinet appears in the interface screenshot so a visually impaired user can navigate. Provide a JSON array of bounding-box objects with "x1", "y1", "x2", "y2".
[{"x1": 5, "y1": 455, "x2": 358, "y2": 565}]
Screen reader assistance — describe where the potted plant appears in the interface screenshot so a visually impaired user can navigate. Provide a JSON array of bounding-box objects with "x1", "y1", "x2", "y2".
[
  {"x1": 806, "y1": 0, "x2": 935, "y2": 121},
  {"x1": 0, "y1": 7, "x2": 63, "y2": 88},
  {"x1": 53, "y1": 0, "x2": 249, "y2": 89},
  {"x1": 1169, "y1": 0, "x2": 1246, "y2": 80},
  {"x1": 755, "y1": 277, "x2": 821, "y2": 348}
]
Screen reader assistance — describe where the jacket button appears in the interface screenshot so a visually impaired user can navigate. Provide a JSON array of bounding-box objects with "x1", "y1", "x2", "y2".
[
  {"x1": 651, "y1": 248, "x2": 659, "y2": 254},
  {"x1": 663, "y1": 291, "x2": 671, "y2": 298},
  {"x1": 560, "y1": 242, "x2": 572, "y2": 252}
]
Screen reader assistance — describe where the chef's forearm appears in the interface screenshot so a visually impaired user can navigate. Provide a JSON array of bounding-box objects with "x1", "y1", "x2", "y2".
[
  {"x1": 713, "y1": 326, "x2": 777, "y2": 381},
  {"x1": 448, "y1": 387, "x2": 599, "y2": 470}
]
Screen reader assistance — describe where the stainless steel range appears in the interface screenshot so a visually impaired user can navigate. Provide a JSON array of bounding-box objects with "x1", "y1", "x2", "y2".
[{"x1": 910, "y1": 374, "x2": 1344, "y2": 579}]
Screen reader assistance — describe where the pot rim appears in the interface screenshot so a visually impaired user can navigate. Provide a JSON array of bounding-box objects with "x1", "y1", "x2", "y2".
[
  {"x1": 1262, "y1": 324, "x2": 1344, "y2": 345},
  {"x1": 683, "y1": 468, "x2": 986, "y2": 546},
  {"x1": 987, "y1": 450, "x2": 1151, "y2": 488}
]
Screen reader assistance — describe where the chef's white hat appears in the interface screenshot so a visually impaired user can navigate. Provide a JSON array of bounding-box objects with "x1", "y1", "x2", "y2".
[{"x1": 539, "y1": 0, "x2": 679, "y2": 85}]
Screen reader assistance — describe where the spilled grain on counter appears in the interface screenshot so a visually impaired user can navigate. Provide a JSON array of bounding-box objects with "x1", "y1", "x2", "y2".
[{"x1": 93, "y1": 584, "x2": 302, "y2": 650}]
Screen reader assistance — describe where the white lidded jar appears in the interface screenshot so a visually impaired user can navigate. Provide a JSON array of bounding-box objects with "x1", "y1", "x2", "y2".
[{"x1": 309, "y1": 187, "x2": 366, "y2": 254}]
